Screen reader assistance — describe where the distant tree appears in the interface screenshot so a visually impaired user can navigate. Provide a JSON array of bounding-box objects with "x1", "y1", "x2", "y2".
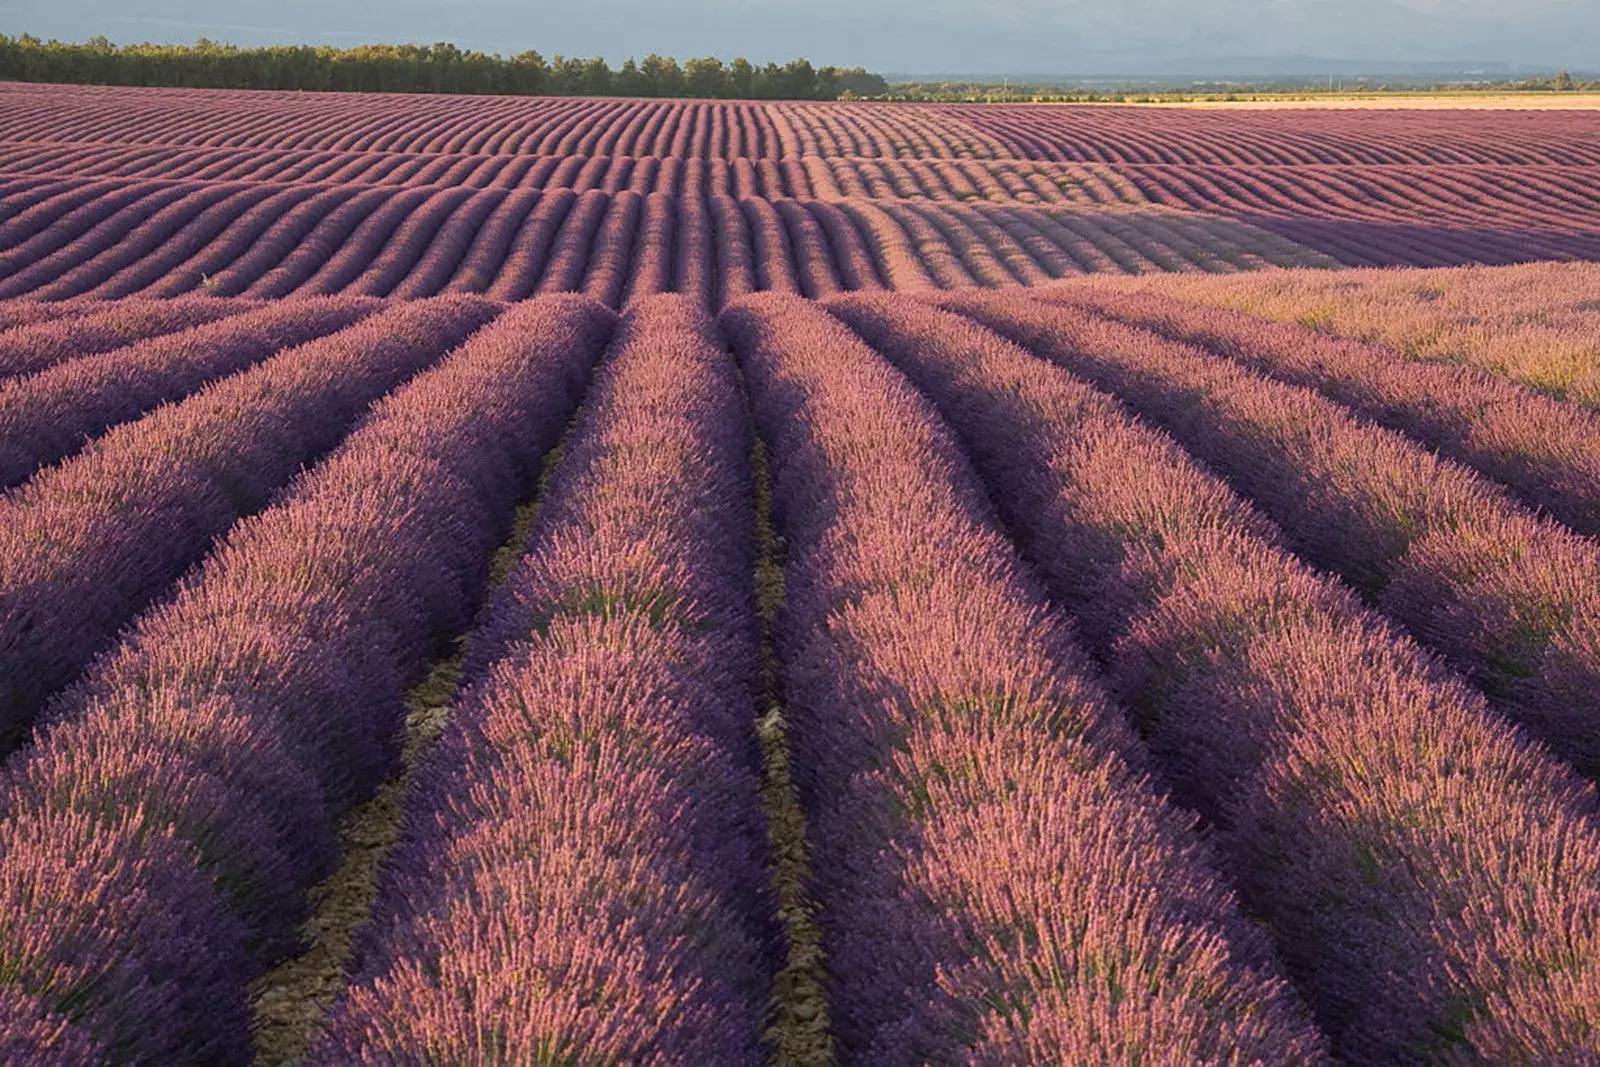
[
  {"x1": 780, "y1": 58, "x2": 818, "y2": 99},
  {"x1": 580, "y1": 55, "x2": 613, "y2": 95},
  {"x1": 507, "y1": 49, "x2": 548, "y2": 94},
  {"x1": 0, "y1": 33, "x2": 883, "y2": 100},
  {"x1": 639, "y1": 53, "x2": 684, "y2": 96},
  {"x1": 838, "y1": 67, "x2": 889, "y2": 96},
  {"x1": 684, "y1": 56, "x2": 728, "y2": 98},
  {"x1": 549, "y1": 55, "x2": 589, "y2": 94},
  {"x1": 729, "y1": 56, "x2": 756, "y2": 98},
  {"x1": 1555, "y1": 69, "x2": 1575, "y2": 90},
  {"x1": 614, "y1": 56, "x2": 646, "y2": 96}
]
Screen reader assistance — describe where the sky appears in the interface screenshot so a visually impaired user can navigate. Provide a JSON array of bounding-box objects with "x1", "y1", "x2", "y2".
[{"x1": 4, "y1": 0, "x2": 1598, "y2": 74}]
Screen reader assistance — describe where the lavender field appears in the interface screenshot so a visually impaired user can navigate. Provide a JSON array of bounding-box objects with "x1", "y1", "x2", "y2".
[{"x1": 4, "y1": 84, "x2": 1600, "y2": 1065}]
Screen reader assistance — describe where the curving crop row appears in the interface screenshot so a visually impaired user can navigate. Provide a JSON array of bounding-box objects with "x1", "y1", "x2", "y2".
[
  {"x1": 798, "y1": 198, "x2": 884, "y2": 291},
  {"x1": 1112, "y1": 164, "x2": 1600, "y2": 266},
  {"x1": 316, "y1": 295, "x2": 770, "y2": 1063},
  {"x1": 339, "y1": 186, "x2": 479, "y2": 298},
  {"x1": 742, "y1": 195, "x2": 802, "y2": 296},
  {"x1": 0, "y1": 296, "x2": 499, "y2": 753},
  {"x1": 0, "y1": 295, "x2": 614, "y2": 1063},
  {"x1": 192, "y1": 185, "x2": 360, "y2": 295},
  {"x1": 774, "y1": 197, "x2": 842, "y2": 298},
  {"x1": 481, "y1": 187, "x2": 577, "y2": 301},
  {"x1": 290, "y1": 185, "x2": 438, "y2": 297},
  {"x1": 946, "y1": 104, "x2": 1600, "y2": 167},
  {"x1": 0, "y1": 296, "x2": 249, "y2": 379},
  {"x1": 0, "y1": 297, "x2": 93, "y2": 332},
  {"x1": 675, "y1": 190, "x2": 717, "y2": 308},
  {"x1": 0, "y1": 88, "x2": 1006, "y2": 159},
  {"x1": 0, "y1": 296, "x2": 378, "y2": 489},
  {"x1": 1056, "y1": 286, "x2": 1600, "y2": 537},
  {"x1": 0, "y1": 179, "x2": 1332, "y2": 302},
  {"x1": 33, "y1": 184, "x2": 279, "y2": 301},
  {"x1": 710, "y1": 192, "x2": 758, "y2": 307},
  {"x1": 620, "y1": 190, "x2": 676, "y2": 303},
  {"x1": 387, "y1": 186, "x2": 507, "y2": 299},
  {"x1": 14, "y1": 88, "x2": 1600, "y2": 168},
  {"x1": 834, "y1": 293, "x2": 1600, "y2": 1064},
  {"x1": 578, "y1": 187, "x2": 644, "y2": 307},
  {"x1": 235, "y1": 186, "x2": 393, "y2": 297},
  {"x1": 93, "y1": 185, "x2": 322, "y2": 299},
  {"x1": 723, "y1": 293, "x2": 1325, "y2": 1063},
  {"x1": 0, "y1": 182, "x2": 197, "y2": 295},
  {"x1": 0, "y1": 179, "x2": 164, "y2": 265},
  {"x1": 947, "y1": 293, "x2": 1600, "y2": 786},
  {"x1": 34, "y1": 138, "x2": 1559, "y2": 216}
]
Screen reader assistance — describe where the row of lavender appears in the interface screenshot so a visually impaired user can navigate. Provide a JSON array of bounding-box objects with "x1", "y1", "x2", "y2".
[
  {"x1": 12, "y1": 145, "x2": 1599, "y2": 268},
  {"x1": 308, "y1": 291, "x2": 1600, "y2": 1063},
  {"x1": 282, "y1": 293, "x2": 1325, "y2": 1063},
  {"x1": 958, "y1": 290, "x2": 1600, "y2": 784},
  {"x1": 838, "y1": 294, "x2": 1600, "y2": 1062},
  {"x1": 0, "y1": 297, "x2": 497, "y2": 749},
  {"x1": 5, "y1": 291, "x2": 1317, "y2": 1061},
  {"x1": 315, "y1": 296, "x2": 774, "y2": 1060},
  {"x1": 6, "y1": 286, "x2": 1600, "y2": 1062},
  {"x1": 1, "y1": 296, "x2": 615, "y2": 1060},
  {"x1": 0, "y1": 91, "x2": 1002, "y2": 160},
  {"x1": 13, "y1": 86, "x2": 1600, "y2": 165},
  {"x1": 0, "y1": 176, "x2": 1321, "y2": 305}
]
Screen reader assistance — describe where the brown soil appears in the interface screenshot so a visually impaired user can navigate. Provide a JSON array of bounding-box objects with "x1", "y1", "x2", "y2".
[
  {"x1": 247, "y1": 438, "x2": 568, "y2": 1064},
  {"x1": 248, "y1": 400, "x2": 834, "y2": 1065},
  {"x1": 751, "y1": 435, "x2": 837, "y2": 1067}
]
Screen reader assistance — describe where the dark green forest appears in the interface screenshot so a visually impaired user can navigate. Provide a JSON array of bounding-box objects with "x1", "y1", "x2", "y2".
[{"x1": 0, "y1": 34, "x2": 890, "y2": 99}]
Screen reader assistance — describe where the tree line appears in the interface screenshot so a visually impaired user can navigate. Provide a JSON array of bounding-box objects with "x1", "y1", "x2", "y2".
[{"x1": 0, "y1": 35, "x2": 890, "y2": 100}]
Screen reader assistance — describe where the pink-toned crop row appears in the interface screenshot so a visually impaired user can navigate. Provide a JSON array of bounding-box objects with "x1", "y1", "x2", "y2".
[
  {"x1": 0, "y1": 91, "x2": 799, "y2": 158},
  {"x1": 833, "y1": 293, "x2": 1600, "y2": 1064},
  {"x1": 0, "y1": 296, "x2": 377, "y2": 487},
  {"x1": 0, "y1": 296, "x2": 95, "y2": 331},
  {"x1": 15, "y1": 146, "x2": 1598, "y2": 238},
  {"x1": 1100, "y1": 261, "x2": 1600, "y2": 406},
  {"x1": 0, "y1": 295, "x2": 249, "y2": 377},
  {"x1": 0, "y1": 84, "x2": 1002, "y2": 159},
  {"x1": 1063, "y1": 286, "x2": 1600, "y2": 537},
  {"x1": 946, "y1": 103, "x2": 1600, "y2": 166},
  {"x1": 0, "y1": 145, "x2": 824, "y2": 197},
  {"x1": 0, "y1": 297, "x2": 495, "y2": 751},
  {"x1": 0, "y1": 296, "x2": 614, "y2": 1063},
  {"x1": 0, "y1": 145, "x2": 1156, "y2": 210},
  {"x1": 0, "y1": 180, "x2": 1329, "y2": 304},
  {"x1": 1114, "y1": 163, "x2": 1600, "y2": 265},
  {"x1": 11, "y1": 166, "x2": 1590, "y2": 281},
  {"x1": 725, "y1": 293, "x2": 1326, "y2": 1062},
  {"x1": 0, "y1": 145, "x2": 1149, "y2": 219},
  {"x1": 315, "y1": 295, "x2": 771, "y2": 1062},
  {"x1": 952, "y1": 290, "x2": 1600, "y2": 787}
]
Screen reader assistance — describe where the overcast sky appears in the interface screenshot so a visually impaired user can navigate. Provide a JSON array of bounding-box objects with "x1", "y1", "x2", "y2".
[{"x1": 5, "y1": 0, "x2": 1597, "y2": 73}]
